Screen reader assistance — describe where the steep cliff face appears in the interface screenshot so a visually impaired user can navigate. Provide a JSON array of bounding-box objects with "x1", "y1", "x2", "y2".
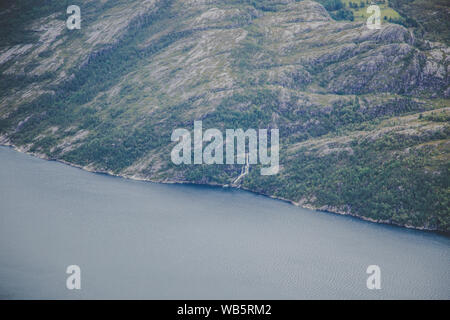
[{"x1": 0, "y1": 0, "x2": 449, "y2": 231}]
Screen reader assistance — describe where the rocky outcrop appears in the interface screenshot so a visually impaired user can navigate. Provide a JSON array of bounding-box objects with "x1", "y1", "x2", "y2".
[{"x1": 0, "y1": 0, "x2": 449, "y2": 231}]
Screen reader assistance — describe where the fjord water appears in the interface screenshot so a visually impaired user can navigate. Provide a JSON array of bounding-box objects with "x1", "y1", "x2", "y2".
[{"x1": 0, "y1": 146, "x2": 449, "y2": 299}]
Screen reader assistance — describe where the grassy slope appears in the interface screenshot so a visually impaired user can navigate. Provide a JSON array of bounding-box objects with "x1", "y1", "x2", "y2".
[
  {"x1": 341, "y1": 0, "x2": 401, "y2": 20},
  {"x1": 389, "y1": 0, "x2": 450, "y2": 44},
  {"x1": 0, "y1": 0, "x2": 449, "y2": 231}
]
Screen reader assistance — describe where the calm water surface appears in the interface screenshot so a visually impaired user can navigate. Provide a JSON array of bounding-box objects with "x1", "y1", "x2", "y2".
[{"x1": 0, "y1": 146, "x2": 449, "y2": 299}]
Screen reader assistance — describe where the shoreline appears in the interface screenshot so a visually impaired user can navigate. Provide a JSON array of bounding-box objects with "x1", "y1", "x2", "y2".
[{"x1": 1, "y1": 142, "x2": 447, "y2": 236}]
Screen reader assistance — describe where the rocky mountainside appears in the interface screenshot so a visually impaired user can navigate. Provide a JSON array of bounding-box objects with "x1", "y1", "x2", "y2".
[{"x1": 0, "y1": 0, "x2": 449, "y2": 231}]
